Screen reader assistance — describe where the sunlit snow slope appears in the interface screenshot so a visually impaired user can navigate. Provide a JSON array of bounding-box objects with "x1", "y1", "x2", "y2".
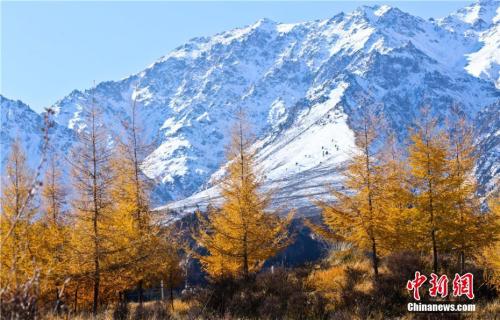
[{"x1": 1, "y1": 1, "x2": 499, "y2": 218}]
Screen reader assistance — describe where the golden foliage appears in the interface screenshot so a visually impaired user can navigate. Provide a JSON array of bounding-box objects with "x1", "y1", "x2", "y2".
[
  {"x1": 407, "y1": 111, "x2": 450, "y2": 264},
  {"x1": 480, "y1": 197, "x2": 500, "y2": 290},
  {"x1": 67, "y1": 104, "x2": 117, "y2": 312},
  {"x1": 0, "y1": 140, "x2": 37, "y2": 288},
  {"x1": 407, "y1": 111, "x2": 497, "y2": 272},
  {"x1": 65, "y1": 99, "x2": 184, "y2": 311},
  {"x1": 444, "y1": 117, "x2": 496, "y2": 271},
  {"x1": 195, "y1": 113, "x2": 293, "y2": 278},
  {"x1": 308, "y1": 265, "x2": 346, "y2": 308},
  {"x1": 307, "y1": 249, "x2": 372, "y2": 311},
  {"x1": 378, "y1": 134, "x2": 418, "y2": 252},
  {"x1": 36, "y1": 154, "x2": 71, "y2": 303},
  {"x1": 313, "y1": 108, "x2": 497, "y2": 276},
  {"x1": 313, "y1": 108, "x2": 386, "y2": 277}
]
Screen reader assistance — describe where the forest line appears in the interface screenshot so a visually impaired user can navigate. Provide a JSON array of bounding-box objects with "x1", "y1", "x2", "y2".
[{"x1": 1, "y1": 101, "x2": 499, "y2": 319}]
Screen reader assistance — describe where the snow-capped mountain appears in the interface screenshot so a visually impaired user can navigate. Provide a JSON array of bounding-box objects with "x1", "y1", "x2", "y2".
[
  {"x1": 438, "y1": 0, "x2": 499, "y2": 33},
  {"x1": 1, "y1": 96, "x2": 76, "y2": 171},
  {"x1": 1, "y1": 1, "x2": 499, "y2": 215},
  {"x1": 438, "y1": 0, "x2": 500, "y2": 88},
  {"x1": 476, "y1": 100, "x2": 500, "y2": 196}
]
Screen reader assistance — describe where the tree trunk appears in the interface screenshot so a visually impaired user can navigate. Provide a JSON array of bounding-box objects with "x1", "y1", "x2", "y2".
[
  {"x1": 371, "y1": 238, "x2": 379, "y2": 278},
  {"x1": 93, "y1": 266, "x2": 100, "y2": 317},
  {"x1": 138, "y1": 279, "x2": 144, "y2": 307},
  {"x1": 426, "y1": 138, "x2": 439, "y2": 274},
  {"x1": 243, "y1": 232, "x2": 249, "y2": 279},
  {"x1": 460, "y1": 250, "x2": 465, "y2": 274},
  {"x1": 73, "y1": 286, "x2": 78, "y2": 314},
  {"x1": 91, "y1": 106, "x2": 101, "y2": 318},
  {"x1": 430, "y1": 191, "x2": 438, "y2": 274},
  {"x1": 170, "y1": 283, "x2": 174, "y2": 312},
  {"x1": 54, "y1": 286, "x2": 61, "y2": 314},
  {"x1": 431, "y1": 228, "x2": 438, "y2": 274},
  {"x1": 364, "y1": 122, "x2": 379, "y2": 280},
  {"x1": 92, "y1": 205, "x2": 100, "y2": 317}
]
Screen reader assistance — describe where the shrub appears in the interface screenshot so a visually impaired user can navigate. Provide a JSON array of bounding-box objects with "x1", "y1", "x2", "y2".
[
  {"x1": 192, "y1": 268, "x2": 328, "y2": 319},
  {"x1": 0, "y1": 275, "x2": 39, "y2": 320}
]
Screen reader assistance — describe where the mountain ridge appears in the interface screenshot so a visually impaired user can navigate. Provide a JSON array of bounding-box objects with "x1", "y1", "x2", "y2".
[{"x1": 1, "y1": 1, "x2": 499, "y2": 214}]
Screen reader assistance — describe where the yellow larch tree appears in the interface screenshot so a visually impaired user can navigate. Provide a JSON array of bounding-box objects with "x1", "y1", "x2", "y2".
[
  {"x1": 152, "y1": 228, "x2": 184, "y2": 311},
  {"x1": 314, "y1": 108, "x2": 386, "y2": 279},
  {"x1": 195, "y1": 111, "x2": 293, "y2": 279},
  {"x1": 68, "y1": 100, "x2": 116, "y2": 316},
  {"x1": 379, "y1": 133, "x2": 418, "y2": 253},
  {"x1": 108, "y1": 97, "x2": 164, "y2": 307},
  {"x1": 162, "y1": 247, "x2": 183, "y2": 312},
  {"x1": 37, "y1": 152, "x2": 71, "y2": 310},
  {"x1": 408, "y1": 109, "x2": 450, "y2": 273},
  {"x1": 0, "y1": 139, "x2": 37, "y2": 289},
  {"x1": 445, "y1": 115, "x2": 485, "y2": 272},
  {"x1": 480, "y1": 196, "x2": 500, "y2": 290}
]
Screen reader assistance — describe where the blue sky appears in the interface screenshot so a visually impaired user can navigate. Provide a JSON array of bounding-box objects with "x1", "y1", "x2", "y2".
[{"x1": 2, "y1": 1, "x2": 470, "y2": 112}]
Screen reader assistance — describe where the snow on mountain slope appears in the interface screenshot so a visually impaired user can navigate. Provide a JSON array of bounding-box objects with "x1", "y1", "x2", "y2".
[
  {"x1": 153, "y1": 3, "x2": 500, "y2": 216},
  {"x1": 466, "y1": 23, "x2": 500, "y2": 88},
  {"x1": 475, "y1": 100, "x2": 500, "y2": 196},
  {"x1": 255, "y1": 84, "x2": 352, "y2": 182},
  {"x1": 438, "y1": 0, "x2": 500, "y2": 88},
  {"x1": 1, "y1": 95, "x2": 75, "y2": 171},
  {"x1": 438, "y1": 0, "x2": 499, "y2": 33},
  {"x1": 2, "y1": 1, "x2": 499, "y2": 215},
  {"x1": 156, "y1": 83, "x2": 353, "y2": 217}
]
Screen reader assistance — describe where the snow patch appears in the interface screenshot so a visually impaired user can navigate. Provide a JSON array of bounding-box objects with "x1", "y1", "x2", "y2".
[
  {"x1": 277, "y1": 23, "x2": 297, "y2": 33},
  {"x1": 465, "y1": 24, "x2": 500, "y2": 88},
  {"x1": 267, "y1": 99, "x2": 287, "y2": 127},
  {"x1": 142, "y1": 137, "x2": 191, "y2": 183},
  {"x1": 374, "y1": 5, "x2": 391, "y2": 17}
]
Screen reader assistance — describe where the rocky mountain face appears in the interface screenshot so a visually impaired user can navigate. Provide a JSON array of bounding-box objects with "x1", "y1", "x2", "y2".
[
  {"x1": 1, "y1": 96, "x2": 76, "y2": 171},
  {"x1": 438, "y1": 0, "x2": 500, "y2": 88},
  {"x1": 475, "y1": 100, "x2": 500, "y2": 196},
  {"x1": 1, "y1": 1, "x2": 499, "y2": 216}
]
